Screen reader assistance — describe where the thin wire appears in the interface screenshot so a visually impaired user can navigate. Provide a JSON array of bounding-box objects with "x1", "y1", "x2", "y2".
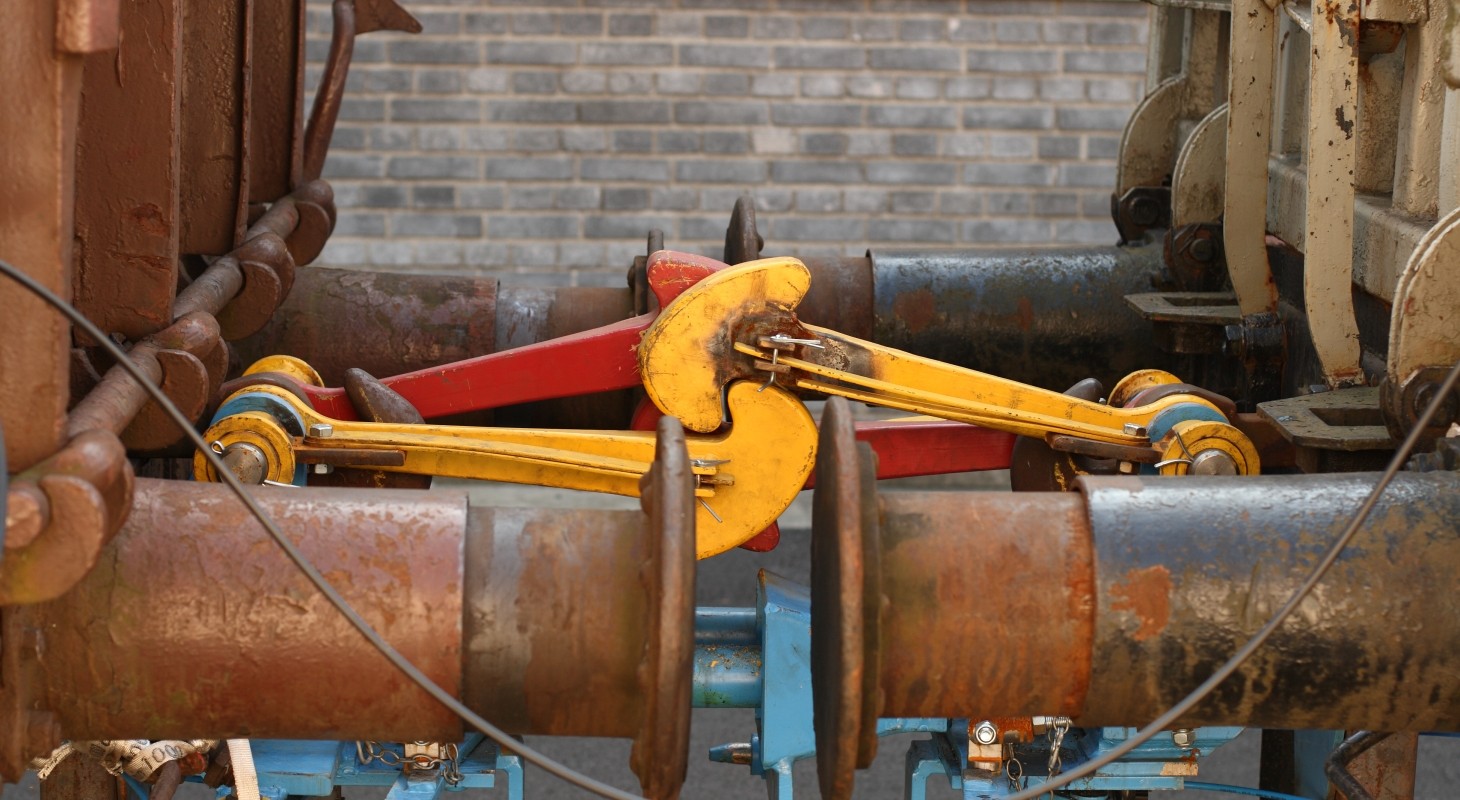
[
  {"x1": 0, "y1": 259, "x2": 645, "y2": 800},
  {"x1": 1183, "y1": 780, "x2": 1312, "y2": 800},
  {"x1": 1003, "y1": 356, "x2": 1460, "y2": 800}
]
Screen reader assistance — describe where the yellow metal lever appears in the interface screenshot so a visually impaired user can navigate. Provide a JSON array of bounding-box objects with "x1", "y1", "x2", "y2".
[
  {"x1": 639, "y1": 257, "x2": 1259, "y2": 473},
  {"x1": 196, "y1": 381, "x2": 817, "y2": 558}
]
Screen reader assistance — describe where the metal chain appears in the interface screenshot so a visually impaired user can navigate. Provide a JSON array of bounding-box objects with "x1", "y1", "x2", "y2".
[
  {"x1": 1005, "y1": 756, "x2": 1024, "y2": 792},
  {"x1": 1046, "y1": 719, "x2": 1070, "y2": 777},
  {"x1": 355, "y1": 741, "x2": 463, "y2": 785}
]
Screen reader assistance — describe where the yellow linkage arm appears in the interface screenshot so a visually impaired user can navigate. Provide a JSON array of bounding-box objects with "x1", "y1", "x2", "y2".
[{"x1": 196, "y1": 381, "x2": 817, "y2": 559}]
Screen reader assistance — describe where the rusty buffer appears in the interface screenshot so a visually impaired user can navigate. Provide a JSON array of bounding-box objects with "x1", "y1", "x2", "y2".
[
  {"x1": 12, "y1": 417, "x2": 695, "y2": 799},
  {"x1": 808, "y1": 396, "x2": 1460, "y2": 799}
]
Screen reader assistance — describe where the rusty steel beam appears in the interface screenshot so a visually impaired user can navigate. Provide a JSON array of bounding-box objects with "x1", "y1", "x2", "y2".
[
  {"x1": 72, "y1": 0, "x2": 183, "y2": 341},
  {"x1": 248, "y1": 0, "x2": 305, "y2": 203},
  {"x1": 809, "y1": 397, "x2": 1460, "y2": 798},
  {"x1": 178, "y1": 0, "x2": 252, "y2": 255},
  {"x1": 0, "y1": 0, "x2": 89, "y2": 472}
]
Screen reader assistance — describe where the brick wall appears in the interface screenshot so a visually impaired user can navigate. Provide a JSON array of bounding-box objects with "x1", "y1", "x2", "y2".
[{"x1": 310, "y1": 0, "x2": 1150, "y2": 284}]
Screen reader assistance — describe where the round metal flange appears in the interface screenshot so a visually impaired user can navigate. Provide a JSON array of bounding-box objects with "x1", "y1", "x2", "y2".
[
  {"x1": 811, "y1": 397, "x2": 882, "y2": 800},
  {"x1": 630, "y1": 415, "x2": 696, "y2": 800}
]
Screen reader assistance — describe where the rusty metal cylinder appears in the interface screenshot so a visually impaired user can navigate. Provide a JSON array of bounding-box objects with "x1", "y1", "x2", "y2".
[
  {"x1": 462, "y1": 506, "x2": 659, "y2": 737},
  {"x1": 233, "y1": 268, "x2": 503, "y2": 384},
  {"x1": 865, "y1": 471, "x2": 1460, "y2": 729},
  {"x1": 31, "y1": 478, "x2": 468, "y2": 742},
  {"x1": 874, "y1": 492, "x2": 1094, "y2": 719},
  {"x1": 1079, "y1": 471, "x2": 1460, "y2": 730},
  {"x1": 26, "y1": 477, "x2": 692, "y2": 748},
  {"x1": 865, "y1": 244, "x2": 1166, "y2": 390},
  {"x1": 233, "y1": 268, "x2": 637, "y2": 427}
]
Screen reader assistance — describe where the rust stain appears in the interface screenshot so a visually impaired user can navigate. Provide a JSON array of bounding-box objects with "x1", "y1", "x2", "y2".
[
  {"x1": 1016, "y1": 296, "x2": 1034, "y2": 332},
  {"x1": 128, "y1": 203, "x2": 168, "y2": 236},
  {"x1": 1109, "y1": 565, "x2": 1172, "y2": 642},
  {"x1": 890, "y1": 288, "x2": 936, "y2": 334}
]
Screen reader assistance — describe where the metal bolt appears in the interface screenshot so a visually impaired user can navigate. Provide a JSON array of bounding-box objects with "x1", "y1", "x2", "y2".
[
  {"x1": 1122, "y1": 423, "x2": 1148, "y2": 437},
  {"x1": 1118, "y1": 461, "x2": 1138, "y2": 474},
  {"x1": 220, "y1": 442, "x2": 269, "y2": 485},
  {"x1": 308, "y1": 422, "x2": 334, "y2": 439},
  {"x1": 1129, "y1": 196, "x2": 1160, "y2": 227},
  {"x1": 972, "y1": 720, "x2": 999, "y2": 746},
  {"x1": 1171, "y1": 728, "x2": 1195, "y2": 748},
  {"x1": 314, "y1": 463, "x2": 334, "y2": 475},
  {"x1": 1187, "y1": 236, "x2": 1217, "y2": 263},
  {"x1": 1190, "y1": 449, "x2": 1239, "y2": 476}
]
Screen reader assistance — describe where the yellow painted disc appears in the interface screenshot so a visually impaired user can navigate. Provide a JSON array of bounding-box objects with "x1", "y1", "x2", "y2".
[
  {"x1": 1156, "y1": 419, "x2": 1261, "y2": 476},
  {"x1": 639, "y1": 257, "x2": 811, "y2": 433},
  {"x1": 244, "y1": 355, "x2": 325, "y2": 387},
  {"x1": 193, "y1": 412, "x2": 298, "y2": 485}
]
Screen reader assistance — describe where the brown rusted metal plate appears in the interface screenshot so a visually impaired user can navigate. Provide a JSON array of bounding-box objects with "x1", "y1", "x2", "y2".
[
  {"x1": 630, "y1": 416, "x2": 695, "y2": 800},
  {"x1": 72, "y1": 0, "x2": 181, "y2": 341},
  {"x1": 56, "y1": 0, "x2": 121, "y2": 54},
  {"x1": 36, "y1": 478, "x2": 466, "y2": 741},
  {"x1": 463, "y1": 506, "x2": 656, "y2": 738},
  {"x1": 248, "y1": 0, "x2": 304, "y2": 202},
  {"x1": 179, "y1": 0, "x2": 252, "y2": 255},
  {"x1": 810, "y1": 397, "x2": 880, "y2": 800},
  {"x1": 876, "y1": 491, "x2": 1094, "y2": 720},
  {"x1": 0, "y1": 0, "x2": 81, "y2": 471}
]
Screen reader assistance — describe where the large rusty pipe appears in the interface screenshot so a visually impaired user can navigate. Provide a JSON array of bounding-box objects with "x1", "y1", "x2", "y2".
[
  {"x1": 864, "y1": 244, "x2": 1166, "y2": 390},
  {"x1": 809, "y1": 398, "x2": 1460, "y2": 797},
  {"x1": 30, "y1": 479, "x2": 468, "y2": 742},
  {"x1": 23, "y1": 471, "x2": 694, "y2": 773},
  {"x1": 232, "y1": 269, "x2": 638, "y2": 427},
  {"x1": 241, "y1": 244, "x2": 1161, "y2": 418}
]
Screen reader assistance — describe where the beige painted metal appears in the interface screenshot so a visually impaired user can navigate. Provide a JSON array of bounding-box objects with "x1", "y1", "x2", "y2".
[
  {"x1": 1446, "y1": 0, "x2": 1460, "y2": 86},
  {"x1": 1146, "y1": 5, "x2": 1189, "y2": 89},
  {"x1": 1119, "y1": 8, "x2": 1227, "y2": 193},
  {"x1": 1172, "y1": 104, "x2": 1229, "y2": 226},
  {"x1": 1394, "y1": 4, "x2": 1447, "y2": 217},
  {"x1": 1303, "y1": 0, "x2": 1364, "y2": 386},
  {"x1": 1388, "y1": 207, "x2": 1460, "y2": 385},
  {"x1": 1223, "y1": 0, "x2": 1280, "y2": 315},
  {"x1": 1443, "y1": 87, "x2": 1460, "y2": 210},
  {"x1": 0, "y1": 0, "x2": 91, "y2": 471}
]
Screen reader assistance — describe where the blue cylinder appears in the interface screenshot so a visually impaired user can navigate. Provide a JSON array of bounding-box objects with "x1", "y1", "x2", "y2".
[{"x1": 693, "y1": 644, "x2": 762, "y2": 708}]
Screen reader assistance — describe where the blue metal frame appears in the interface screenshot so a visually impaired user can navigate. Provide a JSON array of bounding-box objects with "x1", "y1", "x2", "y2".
[{"x1": 904, "y1": 724, "x2": 1244, "y2": 799}]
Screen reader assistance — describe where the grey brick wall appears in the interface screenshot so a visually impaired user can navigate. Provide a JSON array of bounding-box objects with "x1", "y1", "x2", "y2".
[{"x1": 310, "y1": 0, "x2": 1149, "y2": 284}]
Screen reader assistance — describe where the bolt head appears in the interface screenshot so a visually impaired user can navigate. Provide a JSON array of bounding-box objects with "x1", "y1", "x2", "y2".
[
  {"x1": 308, "y1": 422, "x2": 334, "y2": 439},
  {"x1": 1190, "y1": 449, "x2": 1238, "y2": 476},
  {"x1": 1171, "y1": 728, "x2": 1195, "y2": 748},
  {"x1": 1122, "y1": 423, "x2": 1148, "y2": 437},
  {"x1": 972, "y1": 721, "x2": 999, "y2": 745},
  {"x1": 314, "y1": 463, "x2": 334, "y2": 475}
]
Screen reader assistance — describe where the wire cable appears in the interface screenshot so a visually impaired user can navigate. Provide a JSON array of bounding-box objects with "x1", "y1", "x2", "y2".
[
  {"x1": 1004, "y1": 356, "x2": 1460, "y2": 800},
  {"x1": 1183, "y1": 780, "x2": 1314, "y2": 800},
  {"x1": 0, "y1": 259, "x2": 646, "y2": 800}
]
